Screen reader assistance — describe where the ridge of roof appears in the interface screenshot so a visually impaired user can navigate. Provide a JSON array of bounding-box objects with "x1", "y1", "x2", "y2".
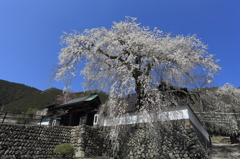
[{"x1": 54, "y1": 94, "x2": 99, "y2": 109}]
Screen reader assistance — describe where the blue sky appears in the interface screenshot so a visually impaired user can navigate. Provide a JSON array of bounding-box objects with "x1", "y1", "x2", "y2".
[{"x1": 0, "y1": 0, "x2": 239, "y2": 92}]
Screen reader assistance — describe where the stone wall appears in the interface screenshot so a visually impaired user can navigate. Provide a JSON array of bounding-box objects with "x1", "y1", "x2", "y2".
[
  {"x1": 74, "y1": 119, "x2": 210, "y2": 159},
  {"x1": 0, "y1": 119, "x2": 210, "y2": 159},
  {"x1": 71, "y1": 125, "x2": 108, "y2": 158},
  {"x1": 0, "y1": 124, "x2": 71, "y2": 158}
]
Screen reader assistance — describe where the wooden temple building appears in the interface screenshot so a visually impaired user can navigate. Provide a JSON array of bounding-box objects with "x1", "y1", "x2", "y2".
[
  {"x1": 44, "y1": 82, "x2": 194, "y2": 127},
  {"x1": 45, "y1": 94, "x2": 101, "y2": 126}
]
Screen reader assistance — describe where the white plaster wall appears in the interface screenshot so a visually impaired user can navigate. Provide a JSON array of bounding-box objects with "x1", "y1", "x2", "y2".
[
  {"x1": 96, "y1": 106, "x2": 210, "y2": 141},
  {"x1": 99, "y1": 108, "x2": 189, "y2": 126}
]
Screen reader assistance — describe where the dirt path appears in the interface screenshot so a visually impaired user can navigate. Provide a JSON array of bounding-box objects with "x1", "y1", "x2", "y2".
[
  {"x1": 74, "y1": 144, "x2": 240, "y2": 159},
  {"x1": 210, "y1": 144, "x2": 240, "y2": 159}
]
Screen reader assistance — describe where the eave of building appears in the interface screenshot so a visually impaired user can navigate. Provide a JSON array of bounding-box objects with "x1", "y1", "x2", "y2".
[
  {"x1": 54, "y1": 94, "x2": 99, "y2": 109},
  {"x1": 44, "y1": 103, "x2": 60, "y2": 108}
]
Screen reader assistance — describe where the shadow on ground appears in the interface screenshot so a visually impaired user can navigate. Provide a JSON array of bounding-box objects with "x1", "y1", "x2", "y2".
[{"x1": 210, "y1": 144, "x2": 240, "y2": 159}]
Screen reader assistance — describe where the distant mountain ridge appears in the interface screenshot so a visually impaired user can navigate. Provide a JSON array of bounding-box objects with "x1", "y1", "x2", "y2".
[
  {"x1": 0, "y1": 79, "x2": 63, "y2": 113},
  {"x1": 0, "y1": 79, "x2": 40, "y2": 106},
  {"x1": 0, "y1": 79, "x2": 109, "y2": 113}
]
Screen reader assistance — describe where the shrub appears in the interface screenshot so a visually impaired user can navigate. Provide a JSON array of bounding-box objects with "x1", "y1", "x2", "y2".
[
  {"x1": 53, "y1": 143, "x2": 74, "y2": 158},
  {"x1": 17, "y1": 108, "x2": 38, "y2": 124}
]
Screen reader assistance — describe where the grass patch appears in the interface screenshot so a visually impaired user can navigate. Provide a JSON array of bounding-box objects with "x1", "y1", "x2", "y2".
[{"x1": 211, "y1": 136, "x2": 230, "y2": 144}]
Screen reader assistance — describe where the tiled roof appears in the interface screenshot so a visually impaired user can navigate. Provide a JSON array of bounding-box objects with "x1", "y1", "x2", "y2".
[{"x1": 55, "y1": 94, "x2": 98, "y2": 108}]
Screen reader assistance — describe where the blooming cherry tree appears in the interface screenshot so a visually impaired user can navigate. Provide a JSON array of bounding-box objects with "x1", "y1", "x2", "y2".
[
  {"x1": 192, "y1": 83, "x2": 240, "y2": 132},
  {"x1": 55, "y1": 16, "x2": 220, "y2": 111},
  {"x1": 216, "y1": 83, "x2": 240, "y2": 129},
  {"x1": 55, "y1": 16, "x2": 221, "y2": 155},
  {"x1": 55, "y1": 90, "x2": 84, "y2": 104}
]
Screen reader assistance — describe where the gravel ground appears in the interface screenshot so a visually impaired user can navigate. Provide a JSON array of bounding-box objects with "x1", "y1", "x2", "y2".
[
  {"x1": 61, "y1": 144, "x2": 240, "y2": 159},
  {"x1": 210, "y1": 144, "x2": 240, "y2": 159}
]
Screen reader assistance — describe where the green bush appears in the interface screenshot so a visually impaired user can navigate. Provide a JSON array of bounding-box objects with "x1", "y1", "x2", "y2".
[
  {"x1": 53, "y1": 143, "x2": 74, "y2": 158},
  {"x1": 17, "y1": 108, "x2": 38, "y2": 124}
]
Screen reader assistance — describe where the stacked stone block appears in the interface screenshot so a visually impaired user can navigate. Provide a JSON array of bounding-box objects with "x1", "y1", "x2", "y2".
[
  {"x1": 0, "y1": 124, "x2": 71, "y2": 158},
  {"x1": 0, "y1": 119, "x2": 210, "y2": 159},
  {"x1": 76, "y1": 119, "x2": 209, "y2": 159},
  {"x1": 71, "y1": 125, "x2": 108, "y2": 158}
]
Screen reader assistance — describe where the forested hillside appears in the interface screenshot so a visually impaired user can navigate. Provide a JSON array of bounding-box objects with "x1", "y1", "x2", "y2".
[
  {"x1": 0, "y1": 79, "x2": 63, "y2": 113},
  {"x1": 3, "y1": 88, "x2": 63, "y2": 113},
  {"x1": 0, "y1": 79, "x2": 109, "y2": 113},
  {"x1": 0, "y1": 79, "x2": 40, "y2": 107}
]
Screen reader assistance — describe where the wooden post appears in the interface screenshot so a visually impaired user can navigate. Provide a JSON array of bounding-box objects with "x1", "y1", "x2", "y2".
[
  {"x1": 2, "y1": 112, "x2": 8, "y2": 123},
  {"x1": 68, "y1": 113, "x2": 73, "y2": 126},
  {"x1": 39, "y1": 116, "x2": 44, "y2": 126}
]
